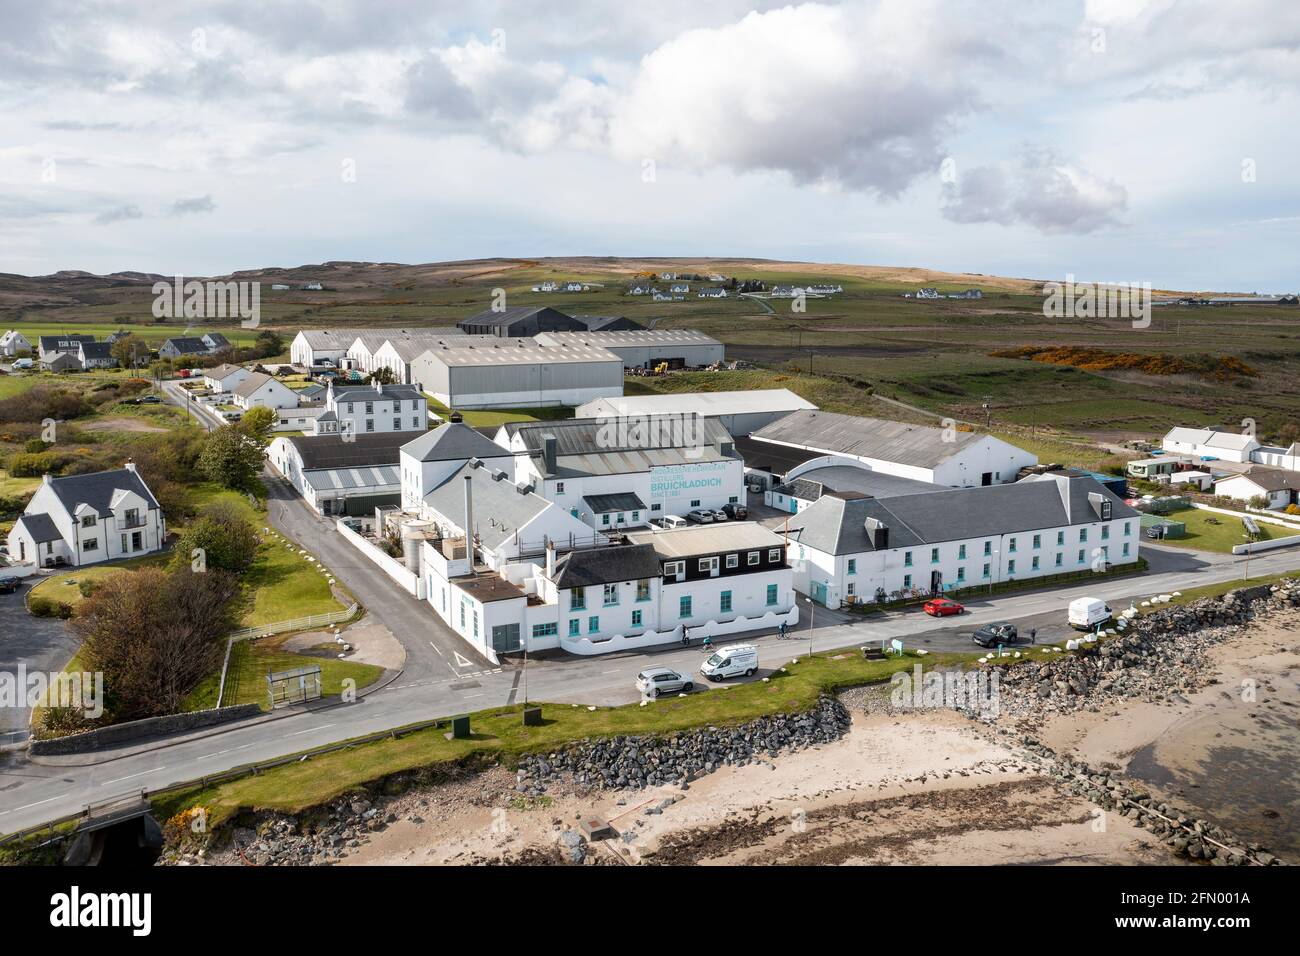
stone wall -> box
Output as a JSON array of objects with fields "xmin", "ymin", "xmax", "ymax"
[{"xmin": 29, "ymin": 704, "xmax": 262, "ymax": 756}]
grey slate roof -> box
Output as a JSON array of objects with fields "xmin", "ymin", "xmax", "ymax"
[
  {"xmin": 330, "ymin": 383, "xmax": 423, "ymax": 404},
  {"xmin": 789, "ymin": 465, "xmax": 945, "ymax": 499},
  {"xmin": 78, "ymin": 342, "xmax": 114, "ymax": 362},
  {"xmin": 458, "ymin": 305, "xmax": 585, "ymax": 332},
  {"xmin": 38, "ymin": 334, "xmax": 94, "ymax": 353},
  {"xmin": 1228, "ymin": 465, "xmax": 1300, "ymax": 493},
  {"xmin": 287, "ymin": 432, "xmax": 410, "ymax": 469},
  {"xmin": 423, "ymin": 460, "xmax": 550, "ymax": 550},
  {"xmin": 552, "ymin": 543, "xmax": 661, "ymax": 589},
  {"xmin": 232, "ymin": 371, "xmax": 277, "ymax": 398},
  {"xmin": 783, "ymin": 475, "xmax": 1138, "ymax": 556},
  {"xmin": 752, "ymin": 410, "xmax": 981, "ymax": 469},
  {"xmin": 400, "ymin": 422, "xmax": 508, "ymax": 463},
  {"xmin": 46, "ymin": 467, "xmax": 160, "ymax": 514},
  {"xmin": 583, "ymin": 492, "xmax": 647, "ymax": 514},
  {"xmin": 163, "ymin": 336, "xmax": 209, "ymax": 354},
  {"xmin": 14, "ymin": 512, "xmax": 61, "ymax": 543}
]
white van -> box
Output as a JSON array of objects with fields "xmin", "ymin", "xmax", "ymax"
[
  {"xmin": 11, "ymin": 358, "xmax": 33, "ymax": 370},
  {"xmin": 700, "ymin": 643, "xmax": 759, "ymax": 681},
  {"xmin": 659, "ymin": 515, "xmax": 688, "ymax": 530},
  {"xmin": 1068, "ymin": 597, "xmax": 1112, "ymax": 631}
]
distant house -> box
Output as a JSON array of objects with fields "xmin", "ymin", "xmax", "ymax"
[
  {"xmin": 231, "ymin": 371, "xmax": 301, "ymax": 411},
  {"xmin": 0, "ymin": 330, "xmax": 32, "ymax": 357},
  {"xmin": 659, "ymin": 272, "xmax": 677, "ymax": 281},
  {"xmin": 105, "ymin": 329, "xmax": 133, "ymax": 344},
  {"xmin": 769, "ymin": 285, "xmax": 800, "ymax": 298},
  {"xmin": 806, "ymin": 284, "xmax": 843, "ymax": 295},
  {"xmin": 532, "ymin": 280, "xmax": 559, "ymax": 292},
  {"xmin": 38, "ymin": 335, "xmax": 95, "ymax": 367},
  {"xmin": 77, "ymin": 341, "xmax": 117, "ymax": 370},
  {"xmin": 697, "ymin": 287, "xmax": 728, "ymax": 299},
  {"xmin": 159, "ymin": 337, "xmax": 210, "ymax": 360},
  {"xmin": 201, "ymin": 332, "xmax": 232, "ymax": 352},
  {"xmin": 652, "ymin": 290, "xmax": 683, "ymax": 302},
  {"xmin": 915, "ymin": 288, "xmax": 941, "ymax": 299},
  {"xmin": 627, "ymin": 284, "xmax": 655, "ymax": 296},
  {"xmin": 271, "ymin": 283, "xmax": 290, "ymax": 291},
  {"xmin": 300, "ymin": 282, "xmax": 323, "ymax": 291},
  {"xmin": 562, "ymin": 281, "xmax": 587, "ymax": 292},
  {"xmin": 203, "ymin": 363, "xmax": 253, "ymax": 393},
  {"xmin": 6, "ymin": 464, "xmax": 165, "ymax": 568},
  {"xmin": 1214, "ymin": 467, "xmax": 1300, "ymax": 510},
  {"xmin": 669, "ymin": 282, "xmax": 690, "ymax": 294},
  {"xmin": 946, "ymin": 288, "xmax": 982, "ymax": 299}
]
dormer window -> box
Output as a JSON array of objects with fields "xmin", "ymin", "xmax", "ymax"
[{"xmin": 80, "ymin": 515, "xmax": 96, "ymax": 528}]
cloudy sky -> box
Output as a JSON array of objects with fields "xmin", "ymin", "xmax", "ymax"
[{"xmin": 1, "ymin": 0, "xmax": 1297, "ymax": 289}]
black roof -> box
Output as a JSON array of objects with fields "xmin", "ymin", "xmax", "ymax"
[
  {"xmin": 573, "ymin": 315, "xmax": 645, "ymax": 332},
  {"xmin": 552, "ymin": 543, "xmax": 661, "ymax": 589},
  {"xmin": 732, "ymin": 434, "xmax": 821, "ymax": 476},
  {"xmin": 46, "ymin": 467, "xmax": 160, "ymax": 514},
  {"xmin": 457, "ymin": 306, "xmax": 586, "ymax": 333},
  {"xmin": 79, "ymin": 342, "xmax": 114, "ymax": 360},
  {"xmin": 287, "ymin": 432, "xmax": 411, "ymax": 469},
  {"xmin": 163, "ymin": 337, "xmax": 208, "ymax": 353},
  {"xmin": 38, "ymin": 334, "xmax": 95, "ymax": 351},
  {"xmin": 583, "ymin": 492, "xmax": 647, "ymax": 513},
  {"xmin": 15, "ymin": 512, "xmax": 61, "ymax": 543}
]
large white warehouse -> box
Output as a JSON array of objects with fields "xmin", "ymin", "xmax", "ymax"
[{"xmin": 410, "ymin": 341, "xmax": 624, "ymax": 409}]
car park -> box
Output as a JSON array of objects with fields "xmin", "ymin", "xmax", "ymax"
[
  {"xmin": 635, "ymin": 667, "xmax": 694, "ymax": 698},
  {"xmin": 708, "ymin": 510, "xmax": 729, "ymax": 521},
  {"xmin": 686, "ymin": 509, "xmax": 714, "ymax": 524},
  {"xmin": 923, "ymin": 598, "xmax": 964, "ymax": 617}
]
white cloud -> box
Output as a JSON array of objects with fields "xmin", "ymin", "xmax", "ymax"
[{"xmin": 940, "ymin": 147, "xmax": 1128, "ymax": 234}]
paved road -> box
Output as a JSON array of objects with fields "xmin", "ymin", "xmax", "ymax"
[{"xmin": 0, "ymin": 584, "xmax": 79, "ymax": 745}]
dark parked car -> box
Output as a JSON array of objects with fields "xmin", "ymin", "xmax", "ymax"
[
  {"xmin": 138, "ymin": 394, "xmax": 161, "ymax": 404},
  {"xmin": 723, "ymin": 503, "xmax": 748, "ymax": 519},
  {"xmin": 972, "ymin": 621, "xmax": 1018, "ymax": 648},
  {"xmin": 0, "ymin": 577, "xmax": 21, "ymax": 594}
]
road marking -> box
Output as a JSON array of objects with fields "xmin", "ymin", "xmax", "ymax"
[
  {"xmin": 102, "ymin": 768, "xmax": 162, "ymax": 786},
  {"xmin": 287, "ymin": 724, "xmax": 332, "ymax": 737},
  {"xmin": 452, "ymin": 651, "xmax": 474, "ymax": 668},
  {"xmin": 463, "ymin": 693, "xmax": 484, "ymax": 699},
  {"xmin": 428, "ymin": 642, "xmax": 443, "ymax": 656},
  {"xmin": 1, "ymin": 794, "xmax": 67, "ymax": 815},
  {"xmin": 602, "ymin": 668, "xmax": 621, "ymax": 674}
]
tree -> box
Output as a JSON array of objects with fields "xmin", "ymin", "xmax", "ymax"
[
  {"xmin": 253, "ymin": 330, "xmax": 283, "ymax": 358},
  {"xmin": 110, "ymin": 333, "xmax": 149, "ymax": 369},
  {"xmin": 236, "ymin": 405, "xmax": 276, "ymax": 445},
  {"xmin": 197, "ymin": 424, "xmax": 265, "ymax": 491},
  {"xmin": 73, "ymin": 567, "xmax": 241, "ymax": 719},
  {"xmin": 367, "ymin": 366, "xmax": 395, "ymax": 385},
  {"xmin": 174, "ymin": 501, "xmax": 260, "ymax": 574}
]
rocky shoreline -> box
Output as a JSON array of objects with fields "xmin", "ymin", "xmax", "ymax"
[{"xmin": 161, "ymin": 578, "xmax": 1299, "ymax": 866}]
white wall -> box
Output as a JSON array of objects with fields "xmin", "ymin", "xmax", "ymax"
[{"xmin": 790, "ymin": 515, "xmax": 1141, "ymax": 607}]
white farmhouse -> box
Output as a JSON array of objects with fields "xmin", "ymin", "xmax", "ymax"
[
  {"xmin": 231, "ymin": 371, "xmax": 301, "ymax": 411},
  {"xmin": 1214, "ymin": 467, "xmax": 1300, "ymax": 510},
  {"xmin": 1, "ymin": 330, "xmax": 32, "ymax": 357},
  {"xmin": 313, "ymin": 381, "xmax": 428, "ymax": 437},
  {"xmin": 6, "ymin": 464, "xmax": 165, "ymax": 568},
  {"xmin": 1162, "ymin": 426, "xmax": 1260, "ymax": 464}
]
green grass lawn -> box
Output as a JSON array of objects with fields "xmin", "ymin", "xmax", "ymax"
[
  {"xmin": 1155, "ymin": 507, "xmax": 1280, "ymax": 554},
  {"xmin": 0, "ymin": 470, "xmax": 42, "ymax": 498},
  {"xmin": 153, "ymin": 647, "xmax": 962, "ymax": 827},
  {"xmin": 184, "ymin": 639, "xmax": 383, "ymax": 711},
  {"xmin": 0, "ymin": 373, "xmax": 41, "ymax": 400},
  {"xmin": 424, "ymin": 395, "xmax": 574, "ymax": 429}
]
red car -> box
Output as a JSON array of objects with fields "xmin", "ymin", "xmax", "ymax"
[{"xmin": 923, "ymin": 598, "xmax": 965, "ymax": 617}]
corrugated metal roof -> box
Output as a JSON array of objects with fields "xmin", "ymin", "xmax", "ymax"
[
  {"xmin": 581, "ymin": 388, "xmax": 814, "ymax": 418},
  {"xmin": 303, "ymin": 464, "xmax": 400, "ymax": 491},
  {"xmin": 752, "ymin": 410, "xmax": 979, "ymax": 469}
]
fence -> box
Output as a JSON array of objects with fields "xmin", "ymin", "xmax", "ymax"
[
  {"xmin": 335, "ymin": 520, "xmax": 423, "ymax": 598},
  {"xmin": 216, "ymin": 604, "xmax": 358, "ymax": 707}
]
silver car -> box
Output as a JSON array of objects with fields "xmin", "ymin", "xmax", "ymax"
[{"xmin": 635, "ymin": 667, "xmax": 694, "ymax": 698}]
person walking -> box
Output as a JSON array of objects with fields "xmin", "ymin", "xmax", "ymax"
[
  {"xmin": 681, "ymin": 624, "xmax": 690, "ymax": 647},
  {"xmin": 779, "ymin": 621, "xmax": 788, "ymax": 640},
  {"xmin": 1029, "ymin": 627, "xmax": 1037, "ymax": 644}
]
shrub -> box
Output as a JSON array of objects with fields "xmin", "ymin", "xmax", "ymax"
[{"xmin": 28, "ymin": 596, "xmax": 73, "ymax": 619}]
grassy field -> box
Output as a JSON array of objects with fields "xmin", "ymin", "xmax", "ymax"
[
  {"xmin": 154, "ymin": 647, "xmax": 960, "ymax": 827},
  {"xmin": 1154, "ymin": 507, "xmax": 1282, "ymax": 554},
  {"xmin": 424, "ymin": 395, "xmax": 574, "ymax": 429},
  {"xmin": 184, "ymin": 639, "xmax": 383, "ymax": 711}
]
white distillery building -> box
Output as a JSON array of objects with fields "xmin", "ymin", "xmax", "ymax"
[
  {"xmin": 750, "ymin": 409, "xmax": 1037, "ymax": 488},
  {"xmin": 410, "ymin": 341, "xmax": 623, "ymax": 409},
  {"xmin": 494, "ymin": 414, "xmax": 747, "ymax": 529},
  {"xmin": 6, "ymin": 465, "xmax": 165, "ymax": 568},
  {"xmin": 782, "ymin": 472, "xmax": 1140, "ymax": 607},
  {"xmin": 290, "ymin": 329, "xmax": 366, "ymax": 367},
  {"xmin": 576, "ymin": 388, "xmax": 815, "ymax": 437},
  {"xmin": 534, "ymin": 329, "xmax": 724, "ymax": 369},
  {"xmin": 268, "ymin": 432, "xmax": 408, "ymax": 516}
]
